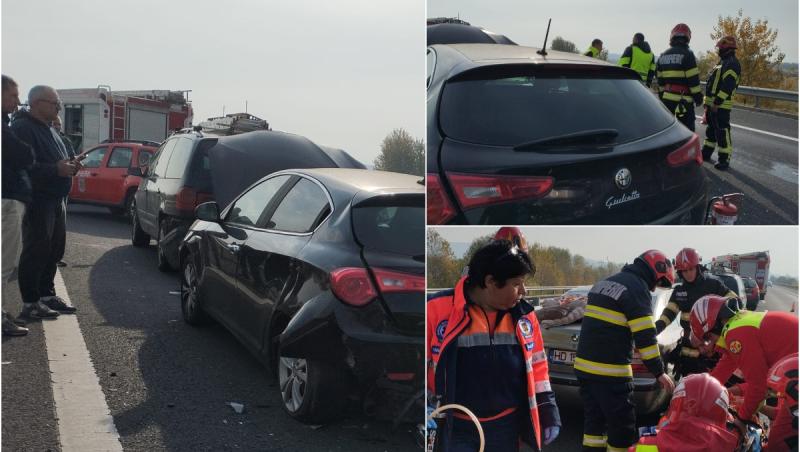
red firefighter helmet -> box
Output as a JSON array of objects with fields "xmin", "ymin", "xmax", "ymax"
[
  {"xmin": 666, "ymin": 373, "xmax": 731, "ymax": 426},
  {"xmin": 674, "ymin": 248, "xmax": 701, "ymax": 271},
  {"xmin": 494, "ymin": 227, "xmax": 528, "ymax": 250},
  {"xmin": 767, "ymin": 352, "xmax": 798, "ymax": 405},
  {"xmin": 636, "ymin": 250, "xmax": 675, "ymax": 288},
  {"xmin": 689, "ymin": 295, "xmax": 740, "ymax": 347},
  {"xmin": 716, "ymin": 36, "xmax": 738, "ymax": 50},
  {"xmin": 670, "ymin": 23, "xmax": 692, "ymax": 42}
]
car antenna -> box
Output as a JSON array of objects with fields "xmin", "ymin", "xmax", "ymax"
[{"xmin": 536, "ymin": 18, "xmax": 552, "ymax": 56}]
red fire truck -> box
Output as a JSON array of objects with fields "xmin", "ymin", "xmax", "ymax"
[
  {"xmin": 711, "ymin": 251, "xmax": 770, "ymax": 300},
  {"xmin": 57, "ymin": 87, "xmax": 193, "ymax": 152}
]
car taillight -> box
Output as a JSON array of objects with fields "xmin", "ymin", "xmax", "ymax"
[
  {"xmin": 371, "ymin": 268, "xmax": 425, "ymax": 294},
  {"xmin": 446, "ymin": 172, "xmax": 554, "ymax": 210},
  {"xmin": 330, "ymin": 267, "xmax": 423, "ymax": 307},
  {"xmin": 666, "ymin": 133, "xmax": 701, "ymax": 167},
  {"xmin": 176, "ymin": 186, "xmax": 213, "ymax": 212},
  {"xmin": 426, "ymin": 173, "xmax": 457, "ymax": 224},
  {"xmin": 330, "ymin": 268, "xmax": 378, "ymax": 307}
]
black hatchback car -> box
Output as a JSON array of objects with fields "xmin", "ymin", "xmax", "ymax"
[
  {"xmin": 180, "ymin": 168, "xmax": 424, "ymax": 423},
  {"xmin": 131, "ymin": 130, "xmax": 363, "ymax": 271},
  {"xmin": 426, "ymin": 44, "xmax": 708, "ymax": 225}
]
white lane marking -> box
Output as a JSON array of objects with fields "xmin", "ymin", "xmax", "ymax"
[
  {"xmin": 695, "ymin": 116, "xmax": 798, "ymax": 142},
  {"xmin": 45, "ymin": 270, "xmax": 123, "ymax": 452}
]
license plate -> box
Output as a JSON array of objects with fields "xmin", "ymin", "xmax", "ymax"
[{"xmin": 549, "ymin": 348, "xmax": 576, "ymax": 365}]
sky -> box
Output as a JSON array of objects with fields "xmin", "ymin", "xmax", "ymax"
[
  {"xmin": 431, "ymin": 226, "xmax": 799, "ymax": 276},
  {"xmin": 1, "ymin": 0, "xmax": 425, "ymax": 166},
  {"xmin": 428, "ymin": 0, "xmax": 799, "ymax": 62}
]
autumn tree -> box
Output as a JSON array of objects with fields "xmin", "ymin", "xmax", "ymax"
[
  {"xmin": 426, "ymin": 229, "xmax": 462, "ymax": 289},
  {"xmin": 551, "ymin": 36, "xmax": 578, "ymax": 53},
  {"xmin": 373, "ymin": 128, "xmax": 424, "ymax": 176},
  {"xmin": 710, "ymin": 9, "xmax": 785, "ymax": 88}
]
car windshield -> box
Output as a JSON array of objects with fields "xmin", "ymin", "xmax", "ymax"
[
  {"xmin": 352, "ymin": 205, "xmax": 424, "ymax": 257},
  {"xmin": 439, "ymin": 67, "xmax": 675, "ymax": 147},
  {"xmin": 716, "ymin": 274, "xmax": 739, "ymax": 293},
  {"xmin": 743, "ymin": 279, "xmax": 755, "ymax": 288}
]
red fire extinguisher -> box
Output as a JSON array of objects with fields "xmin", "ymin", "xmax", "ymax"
[{"xmin": 705, "ymin": 193, "xmax": 744, "ymax": 225}]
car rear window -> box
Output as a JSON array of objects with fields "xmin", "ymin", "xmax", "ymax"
[
  {"xmin": 439, "ymin": 67, "xmax": 675, "ymax": 147},
  {"xmin": 352, "ymin": 204, "xmax": 424, "ymax": 256},
  {"xmin": 165, "ymin": 138, "xmax": 194, "ymax": 179}
]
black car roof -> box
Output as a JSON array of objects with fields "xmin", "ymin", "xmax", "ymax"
[{"xmin": 427, "ymin": 23, "xmax": 517, "ymax": 45}]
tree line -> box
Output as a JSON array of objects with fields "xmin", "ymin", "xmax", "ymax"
[{"xmin": 427, "ymin": 230, "xmax": 623, "ymax": 289}]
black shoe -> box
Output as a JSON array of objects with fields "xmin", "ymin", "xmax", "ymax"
[
  {"xmin": 12, "ymin": 317, "xmax": 26, "ymax": 326},
  {"xmin": 2, "ymin": 316, "xmax": 28, "ymax": 336},
  {"xmin": 19, "ymin": 301, "xmax": 60, "ymax": 319},
  {"xmin": 41, "ymin": 296, "xmax": 77, "ymax": 314},
  {"xmin": 714, "ymin": 160, "xmax": 730, "ymax": 170},
  {"xmin": 57, "ymin": 261, "xmax": 67, "ymax": 267}
]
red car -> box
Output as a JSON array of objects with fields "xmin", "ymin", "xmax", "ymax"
[{"xmin": 69, "ymin": 140, "xmax": 158, "ymax": 215}]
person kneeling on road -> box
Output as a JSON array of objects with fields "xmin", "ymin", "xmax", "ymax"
[
  {"xmin": 576, "ymin": 250, "xmax": 675, "ymax": 452},
  {"xmin": 630, "ymin": 373, "xmax": 740, "ymax": 452},
  {"xmin": 427, "ymin": 239, "xmax": 561, "ymax": 451},
  {"xmin": 689, "ymin": 295, "xmax": 798, "ymax": 447}
]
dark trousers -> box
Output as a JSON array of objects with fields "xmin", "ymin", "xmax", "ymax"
[
  {"xmin": 18, "ymin": 198, "xmax": 66, "ymax": 304},
  {"xmin": 702, "ymin": 108, "xmax": 732, "ymax": 162},
  {"xmin": 445, "ymin": 411, "xmax": 525, "ymax": 452},
  {"xmin": 578, "ymin": 379, "xmax": 637, "ymax": 451},
  {"xmin": 661, "ymin": 98, "xmax": 696, "ymax": 131}
]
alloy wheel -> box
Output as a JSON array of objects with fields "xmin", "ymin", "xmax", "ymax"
[{"xmin": 278, "ymin": 356, "xmax": 307, "ymax": 413}]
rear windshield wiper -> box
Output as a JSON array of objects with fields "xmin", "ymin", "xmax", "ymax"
[{"xmin": 513, "ymin": 129, "xmax": 619, "ymax": 151}]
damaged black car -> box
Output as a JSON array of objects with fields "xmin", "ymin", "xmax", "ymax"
[{"xmin": 179, "ymin": 168, "xmax": 425, "ymax": 424}]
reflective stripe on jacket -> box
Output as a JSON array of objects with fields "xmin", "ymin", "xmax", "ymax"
[
  {"xmin": 710, "ymin": 311, "xmax": 798, "ymax": 420},
  {"xmin": 427, "ymin": 276, "xmax": 558, "ymax": 450},
  {"xmin": 704, "ymin": 55, "xmax": 741, "ymax": 110}
]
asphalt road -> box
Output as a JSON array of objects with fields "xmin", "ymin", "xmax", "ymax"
[
  {"xmin": 2, "ymin": 204, "xmax": 419, "ymax": 452},
  {"xmin": 761, "ymin": 283, "xmax": 798, "ymax": 313},
  {"xmin": 696, "ymin": 108, "xmax": 798, "ymax": 225}
]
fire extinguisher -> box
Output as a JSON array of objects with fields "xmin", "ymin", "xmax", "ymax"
[{"xmin": 704, "ymin": 193, "xmax": 744, "ymax": 225}]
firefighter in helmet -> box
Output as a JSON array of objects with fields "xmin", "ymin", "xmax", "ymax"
[
  {"xmin": 654, "ymin": 248, "xmax": 736, "ymax": 376},
  {"xmin": 656, "ymin": 24, "xmax": 704, "ymax": 132},
  {"xmin": 701, "ymin": 36, "xmax": 741, "ymax": 170},
  {"xmin": 576, "ymin": 250, "xmax": 675, "ymax": 451},
  {"xmin": 689, "ymin": 295, "xmax": 798, "ymax": 437},
  {"xmin": 764, "ymin": 353, "xmax": 798, "ymax": 452},
  {"xmin": 629, "ymin": 373, "xmax": 740, "ymax": 451}
]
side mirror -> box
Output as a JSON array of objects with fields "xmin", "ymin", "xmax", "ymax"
[
  {"xmin": 127, "ymin": 166, "xmax": 144, "ymax": 177},
  {"xmin": 195, "ymin": 201, "xmax": 220, "ymax": 222}
]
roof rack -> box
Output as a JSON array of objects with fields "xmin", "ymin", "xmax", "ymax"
[
  {"xmin": 198, "ymin": 113, "xmax": 270, "ymax": 136},
  {"xmin": 99, "ymin": 139, "xmax": 161, "ymax": 147},
  {"xmin": 427, "ymin": 17, "xmax": 471, "ymax": 26}
]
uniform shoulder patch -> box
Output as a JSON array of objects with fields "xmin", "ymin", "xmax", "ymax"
[
  {"xmin": 729, "ymin": 340, "xmax": 742, "ymax": 354},
  {"xmin": 518, "ymin": 318, "xmax": 533, "ymax": 338}
]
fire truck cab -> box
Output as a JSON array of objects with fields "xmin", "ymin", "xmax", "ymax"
[{"xmin": 711, "ymin": 251, "xmax": 770, "ymax": 300}]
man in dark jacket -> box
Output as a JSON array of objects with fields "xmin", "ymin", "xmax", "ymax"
[
  {"xmin": 576, "ymin": 250, "xmax": 676, "ymax": 451},
  {"xmin": 701, "ymin": 36, "xmax": 742, "ymax": 170},
  {"xmin": 11, "ymin": 85, "xmax": 80, "ymax": 319},
  {"xmin": 2, "ymin": 75, "xmax": 34, "ymax": 336},
  {"xmin": 656, "ymin": 24, "xmax": 704, "ymax": 132},
  {"xmin": 619, "ymin": 33, "xmax": 656, "ymax": 87}
]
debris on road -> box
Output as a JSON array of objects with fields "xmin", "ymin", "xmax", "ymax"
[{"xmin": 228, "ymin": 402, "xmax": 245, "ymax": 414}]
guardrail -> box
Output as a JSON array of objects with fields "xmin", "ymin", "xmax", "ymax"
[{"xmin": 699, "ymin": 82, "xmax": 798, "ymax": 107}]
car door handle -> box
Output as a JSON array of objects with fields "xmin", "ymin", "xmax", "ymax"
[{"xmin": 227, "ymin": 244, "xmax": 240, "ymax": 253}]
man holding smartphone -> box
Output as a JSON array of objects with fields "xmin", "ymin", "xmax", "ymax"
[{"xmin": 11, "ymin": 85, "xmax": 81, "ymax": 319}]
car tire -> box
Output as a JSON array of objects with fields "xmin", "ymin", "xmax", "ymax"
[
  {"xmin": 157, "ymin": 218, "xmax": 174, "ymax": 272},
  {"xmin": 131, "ymin": 200, "xmax": 150, "ymax": 247},
  {"xmin": 181, "ymin": 255, "xmax": 212, "ymax": 326},
  {"xmin": 277, "ymin": 354, "xmax": 346, "ymax": 424}
]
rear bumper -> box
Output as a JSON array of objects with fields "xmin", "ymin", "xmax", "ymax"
[
  {"xmin": 280, "ymin": 294, "xmax": 423, "ymax": 388},
  {"xmin": 549, "ymin": 371, "xmax": 670, "ymax": 414},
  {"xmin": 648, "ymin": 175, "xmax": 708, "ymax": 225}
]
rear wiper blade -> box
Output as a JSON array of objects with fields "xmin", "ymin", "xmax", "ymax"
[{"xmin": 513, "ymin": 129, "xmax": 619, "ymax": 151}]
